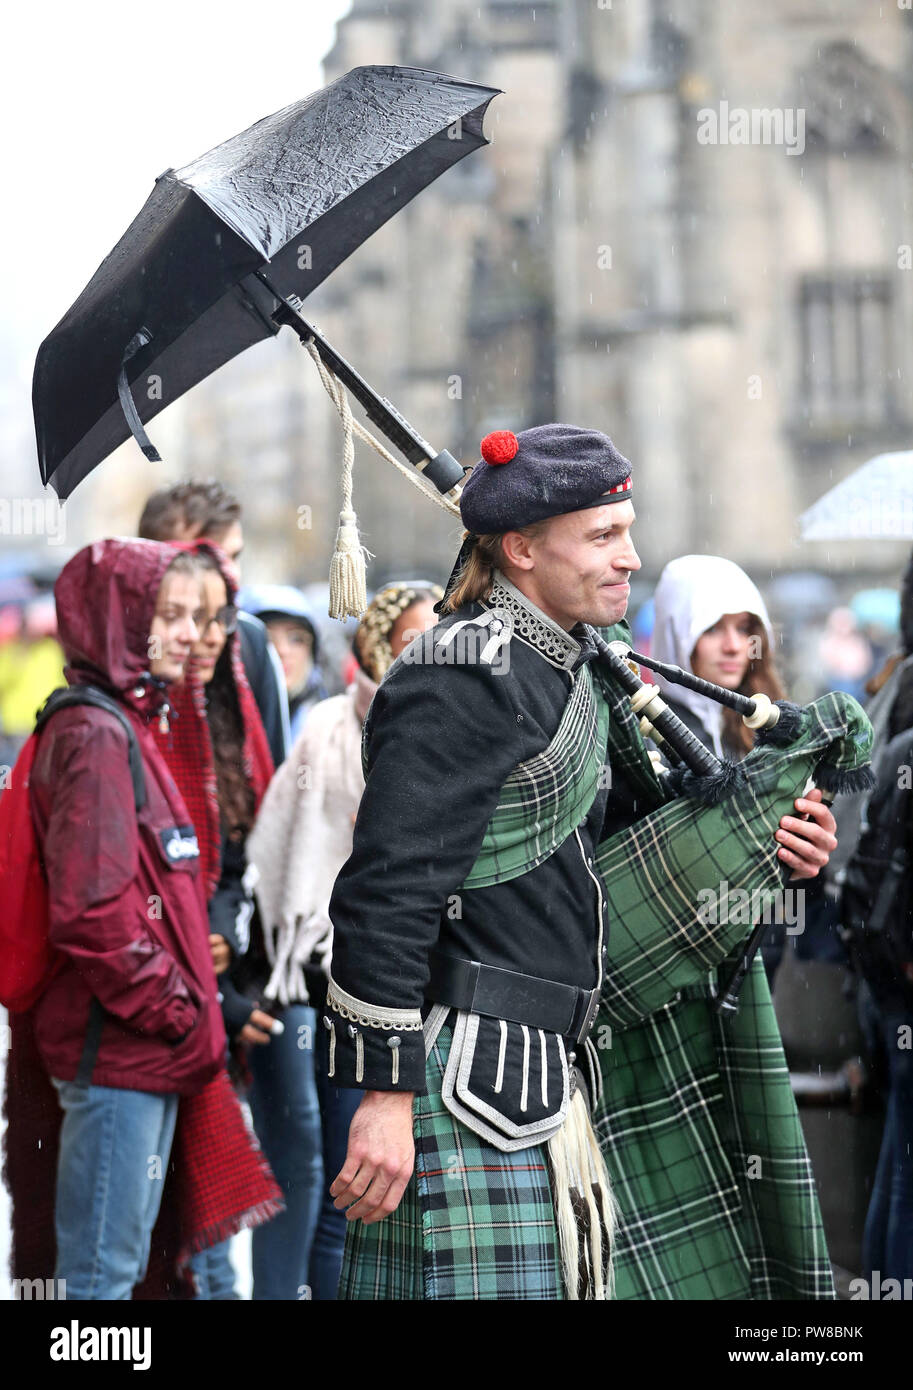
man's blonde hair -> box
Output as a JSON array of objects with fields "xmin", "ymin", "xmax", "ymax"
[{"xmin": 440, "ymin": 521, "xmax": 549, "ymax": 614}]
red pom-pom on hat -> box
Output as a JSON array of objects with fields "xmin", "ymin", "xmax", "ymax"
[{"xmin": 480, "ymin": 430, "xmax": 519, "ymax": 465}]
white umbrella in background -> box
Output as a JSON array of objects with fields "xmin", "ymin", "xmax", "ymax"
[{"xmin": 799, "ymin": 451, "xmax": 913, "ymax": 540}]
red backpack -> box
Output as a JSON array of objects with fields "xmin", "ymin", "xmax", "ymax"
[{"xmin": 0, "ymin": 686, "xmax": 145, "ymax": 1013}]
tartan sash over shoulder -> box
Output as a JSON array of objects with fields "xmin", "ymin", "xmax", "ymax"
[
  {"xmin": 461, "ymin": 662, "xmax": 610, "ymax": 889},
  {"xmin": 460, "ymin": 619, "xmax": 661, "ymax": 891}
]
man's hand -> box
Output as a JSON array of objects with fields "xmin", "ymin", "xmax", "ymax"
[
  {"xmin": 239, "ymin": 1008, "xmax": 278, "ymax": 1046},
  {"xmin": 330, "ymin": 1090, "xmax": 415, "ymax": 1225},
  {"xmin": 775, "ymin": 788, "xmax": 838, "ymax": 881},
  {"xmin": 209, "ymin": 933, "xmax": 231, "ymax": 973}
]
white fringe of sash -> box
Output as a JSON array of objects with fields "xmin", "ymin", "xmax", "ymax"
[{"xmin": 547, "ymin": 1088, "xmax": 618, "ymax": 1301}]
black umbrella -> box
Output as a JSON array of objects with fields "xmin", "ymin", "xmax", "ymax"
[{"xmin": 33, "ymin": 65, "xmax": 500, "ymax": 500}]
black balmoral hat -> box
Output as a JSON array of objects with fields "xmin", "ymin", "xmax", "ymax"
[{"xmin": 459, "ymin": 423, "xmax": 633, "ymax": 535}]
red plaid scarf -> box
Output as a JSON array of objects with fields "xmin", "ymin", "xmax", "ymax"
[
  {"xmin": 151, "ymin": 546, "xmax": 274, "ymax": 900},
  {"xmin": 5, "ymin": 1011, "xmax": 282, "ymax": 1300}
]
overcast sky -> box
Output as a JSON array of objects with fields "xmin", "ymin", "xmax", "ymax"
[{"xmin": 0, "ymin": 0, "xmax": 351, "ymax": 478}]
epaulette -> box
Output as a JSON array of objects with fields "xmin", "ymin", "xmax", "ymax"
[{"xmin": 433, "ymin": 606, "xmax": 514, "ymax": 667}]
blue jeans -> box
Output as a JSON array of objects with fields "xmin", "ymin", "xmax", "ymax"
[
  {"xmin": 190, "ymin": 1238, "xmax": 239, "ymax": 1299},
  {"xmin": 309, "ymin": 1029, "xmax": 362, "ymax": 1300},
  {"xmin": 247, "ymin": 1003, "xmax": 324, "ymax": 1300},
  {"xmin": 51, "ymin": 1079, "xmax": 178, "ymax": 1300},
  {"xmin": 859, "ymin": 985, "xmax": 913, "ymax": 1283}
]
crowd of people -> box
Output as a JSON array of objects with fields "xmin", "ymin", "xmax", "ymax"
[
  {"xmin": 1, "ymin": 464, "xmax": 911, "ymax": 1300},
  {"xmin": 1, "ymin": 481, "xmax": 448, "ymax": 1299}
]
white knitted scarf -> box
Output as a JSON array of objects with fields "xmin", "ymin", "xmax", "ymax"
[{"xmin": 245, "ymin": 667, "xmax": 376, "ymax": 1004}]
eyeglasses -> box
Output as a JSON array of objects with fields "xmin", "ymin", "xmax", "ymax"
[{"xmin": 198, "ymin": 604, "xmax": 238, "ymax": 636}]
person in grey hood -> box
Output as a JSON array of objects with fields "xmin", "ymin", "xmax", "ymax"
[
  {"xmin": 650, "ymin": 554, "xmax": 831, "ymax": 983},
  {"xmin": 650, "ymin": 554, "xmax": 786, "ymax": 763},
  {"xmin": 238, "ymin": 584, "xmax": 329, "ymax": 742}
]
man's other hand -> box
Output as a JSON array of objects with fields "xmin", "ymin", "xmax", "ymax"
[
  {"xmin": 330, "ymin": 1089, "xmax": 415, "ymax": 1224},
  {"xmin": 775, "ymin": 788, "xmax": 838, "ymax": 881}
]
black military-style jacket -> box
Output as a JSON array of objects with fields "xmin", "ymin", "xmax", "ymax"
[{"xmin": 325, "ymin": 573, "xmax": 627, "ymax": 1146}]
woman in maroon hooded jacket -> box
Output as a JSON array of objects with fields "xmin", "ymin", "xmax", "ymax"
[
  {"xmin": 27, "ymin": 537, "xmax": 226, "ymax": 1299},
  {"xmin": 148, "ymin": 538, "xmax": 277, "ymax": 1298}
]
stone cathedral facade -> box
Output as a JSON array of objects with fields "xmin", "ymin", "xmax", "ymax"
[
  {"xmin": 124, "ymin": 1, "xmax": 912, "ymax": 592},
  {"xmin": 311, "ymin": 0, "xmax": 913, "ymax": 587}
]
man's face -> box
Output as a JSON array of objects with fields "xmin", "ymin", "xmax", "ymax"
[
  {"xmin": 501, "ymin": 499, "xmax": 640, "ymax": 630},
  {"xmin": 181, "ymin": 520, "xmax": 244, "ymax": 587},
  {"xmin": 212, "ymin": 520, "xmax": 243, "ymax": 566}
]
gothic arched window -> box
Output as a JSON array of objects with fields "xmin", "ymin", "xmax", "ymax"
[{"xmin": 798, "ymin": 41, "xmax": 892, "ymax": 153}]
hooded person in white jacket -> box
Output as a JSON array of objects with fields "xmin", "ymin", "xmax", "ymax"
[
  {"xmin": 650, "ymin": 554, "xmax": 785, "ymax": 762},
  {"xmin": 649, "ymin": 554, "xmax": 815, "ymax": 985}
]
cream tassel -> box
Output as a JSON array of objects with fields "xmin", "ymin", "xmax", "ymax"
[
  {"xmin": 302, "ymin": 340, "xmax": 373, "ymax": 620},
  {"xmin": 547, "ymin": 1088, "xmax": 618, "ymax": 1301},
  {"xmin": 304, "ymin": 338, "xmax": 463, "ymax": 521},
  {"xmin": 302, "ymin": 335, "xmax": 471, "ymax": 620},
  {"xmin": 329, "ymin": 506, "xmax": 370, "ymax": 622}
]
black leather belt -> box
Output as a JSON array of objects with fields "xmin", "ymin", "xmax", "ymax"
[{"xmin": 426, "ymin": 950, "xmax": 600, "ymax": 1045}]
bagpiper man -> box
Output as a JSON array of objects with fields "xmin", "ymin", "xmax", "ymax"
[{"xmin": 323, "ymin": 423, "xmax": 839, "ymax": 1301}]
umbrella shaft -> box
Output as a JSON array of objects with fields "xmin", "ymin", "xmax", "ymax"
[{"xmin": 263, "ymin": 277, "xmax": 464, "ymax": 496}]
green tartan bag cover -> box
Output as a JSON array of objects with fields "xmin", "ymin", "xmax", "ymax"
[
  {"xmin": 592, "ymin": 687, "xmax": 871, "ymax": 1303},
  {"xmin": 597, "ymin": 688, "xmax": 874, "ymax": 1029}
]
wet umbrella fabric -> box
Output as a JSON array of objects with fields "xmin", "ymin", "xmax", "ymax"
[{"xmin": 33, "ymin": 66, "xmax": 499, "ymax": 499}]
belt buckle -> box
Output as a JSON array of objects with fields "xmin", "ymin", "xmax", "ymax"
[{"xmin": 575, "ymin": 986, "xmax": 600, "ymax": 1044}]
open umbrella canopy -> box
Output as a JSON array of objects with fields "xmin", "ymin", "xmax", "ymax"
[
  {"xmin": 33, "ymin": 65, "xmax": 500, "ymax": 499},
  {"xmin": 799, "ymin": 450, "xmax": 913, "ymax": 541}
]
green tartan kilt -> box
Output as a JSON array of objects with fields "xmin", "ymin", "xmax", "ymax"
[
  {"xmin": 339, "ymin": 1019, "xmax": 564, "ymax": 1300},
  {"xmin": 597, "ymin": 957, "xmax": 835, "ymax": 1301}
]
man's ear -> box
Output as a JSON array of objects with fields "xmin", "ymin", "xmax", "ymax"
[{"xmin": 500, "ymin": 530, "xmax": 535, "ymax": 571}]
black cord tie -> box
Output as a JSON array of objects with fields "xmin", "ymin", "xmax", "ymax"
[{"xmin": 117, "ymin": 328, "xmax": 162, "ymax": 463}]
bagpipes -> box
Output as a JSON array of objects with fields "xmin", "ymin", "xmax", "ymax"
[{"xmin": 589, "ymin": 632, "xmax": 875, "ymax": 1018}]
